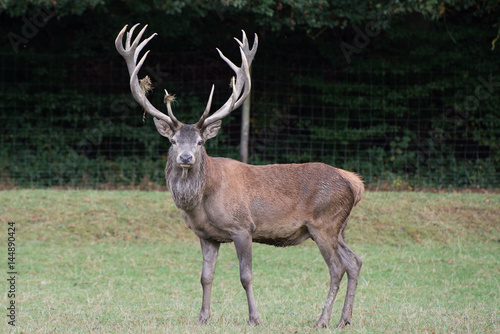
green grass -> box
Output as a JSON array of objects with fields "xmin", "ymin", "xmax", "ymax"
[{"xmin": 0, "ymin": 190, "xmax": 499, "ymax": 333}]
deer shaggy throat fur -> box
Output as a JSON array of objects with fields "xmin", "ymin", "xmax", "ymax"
[
  {"xmin": 116, "ymin": 23, "xmax": 365, "ymax": 329},
  {"xmin": 166, "ymin": 147, "xmax": 206, "ymax": 211}
]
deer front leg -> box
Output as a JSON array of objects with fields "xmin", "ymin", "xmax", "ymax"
[
  {"xmin": 233, "ymin": 233, "xmax": 259, "ymax": 326},
  {"xmin": 198, "ymin": 238, "xmax": 220, "ymax": 324}
]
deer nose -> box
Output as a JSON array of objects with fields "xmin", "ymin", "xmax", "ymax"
[{"xmin": 180, "ymin": 154, "xmax": 193, "ymax": 164}]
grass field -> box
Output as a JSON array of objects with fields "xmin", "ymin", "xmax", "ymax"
[{"xmin": 0, "ymin": 189, "xmax": 499, "ymax": 333}]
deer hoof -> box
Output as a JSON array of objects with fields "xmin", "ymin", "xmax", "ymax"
[
  {"xmin": 197, "ymin": 315, "xmax": 209, "ymax": 325},
  {"xmin": 336, "ymin": 319, "xmax": 351, "ymax": 329},
  {"xmin": 315, "ymin": 319, "xmax": 329, "ymax": 329},
  {"xmin": 248, "ymin": 317, "xmax": 259, "ymax": 327}
]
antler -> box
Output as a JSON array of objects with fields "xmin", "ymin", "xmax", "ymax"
[
  {"xmin": 196, "ymin": 31, "xmax": 258, "ymax": 129},
  {"xmin": 115, "ymin": 24, "xmax": 180, "ymax": 129}
]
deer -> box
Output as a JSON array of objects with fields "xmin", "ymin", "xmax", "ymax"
[{"xmin": 115, "ymin": 24, "xmax": 364, "ymax": 329}]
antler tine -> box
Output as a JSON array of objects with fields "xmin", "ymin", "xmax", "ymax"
[
  {"xmin": 164, "ymin": 89, "xmax": 180, "ymax": 124},
  {"xmin": 228, "ymin": 76, "xmax": 238, "ymax": 111},
  {"xmin": 131, "ymin": 25, "xmax": 151, "ymax": 60},
  {"xmin": 236, "ymin": 30, "xmax": 248, "ymax": 47},
  {"xmin": 115, "ymin": 25, "xmax": 128, "ymax": 53},
  {"xmin": 200, "ymin": 32, "xmax": 258, "ymax": 128},
  {"xmin": 235, "ymin": 30, "xmax": 258, "ymax": 65},
  {"xmin": 115, "ymin": 24, "xmax": 179, "ymax": 128},
  {"xmin": 130, "ymin": 49, "xmax": 151, "ymax": 82},
  {"xmin": 196, "ymin": 85, "xmax": 215, "ymax": 128},
  {"xmin": 216, "ymin": 47, "xmax": 239, "ymax": 73},
  {"xmin": 125, "ymin": 23, "xmax": 140, "ymax": 50}
]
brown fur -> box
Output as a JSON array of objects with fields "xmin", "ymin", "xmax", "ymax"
[
  {"xmin": 173, "ymin": 156, "xmax": 363, "ymax": 247},
  {"xmin": 165, "ymin": 137, "xmax": 364, "ymax": 328}
]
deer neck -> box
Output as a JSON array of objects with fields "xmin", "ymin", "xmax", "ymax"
[{"xmin": 166, "ymin": 149, "xmax": 208, "ymax": 211}]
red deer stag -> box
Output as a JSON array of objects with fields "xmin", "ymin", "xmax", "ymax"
[{"xmin": 115, "ymin": 24, "xmax": 364, "ymax": 329}]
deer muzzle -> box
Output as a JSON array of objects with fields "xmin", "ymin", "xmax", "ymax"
[{"xmin": 178, "ymin": 153, "xmax": 194, "ymax": 168}]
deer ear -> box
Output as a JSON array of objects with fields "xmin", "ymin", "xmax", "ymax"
[
  {"xmin": 202, "ymin": 120, "xmax": 222, "ymax": 140},
  {"xmin": 154, "ymin": 117, "xmax": 175, "ymax": 139}
]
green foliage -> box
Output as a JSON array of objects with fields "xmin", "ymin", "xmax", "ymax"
[
  {"xmin": 0, "ymin": 1, "xmax": 499, "ymax": 188},
  {"xmin": 252, "ymin": 13, "xmax": 500, "ymax": 188},
  {"xmin": 1, "ymin": 0, "xmax": 497, "ymax": 32},
  {"xmin": 0, "ymin": 0, "xmax": 106, "ymax": 17}
]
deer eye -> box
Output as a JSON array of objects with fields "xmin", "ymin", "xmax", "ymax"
[
  {"xmin": 170, "ymin": 139, "xmax": 176, "ymax": 145},
  {"xmin": 197, "ymin": 140, "xmax": 204, "ymax": 146}
]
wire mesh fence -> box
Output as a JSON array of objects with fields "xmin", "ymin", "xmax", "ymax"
[{"xmin": 1, "ymin": 49, "xmax": 499, "ymax": 189}]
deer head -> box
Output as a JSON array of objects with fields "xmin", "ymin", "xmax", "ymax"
[{"xmin": 115, "ymin": 24, "xmax": 258, "ymax": 177}]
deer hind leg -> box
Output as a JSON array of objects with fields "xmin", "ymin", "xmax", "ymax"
[
  {"xmin": 336, "ymin": 236, "xmax": 362, "ymax": 329},
  {"xmin": 312, "ymin": 232, "xmax": 346, "ymax": 328}
]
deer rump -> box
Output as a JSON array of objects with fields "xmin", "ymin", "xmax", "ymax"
[{"xmin": 169, "ymin": 158, "xmax": 364, "ymax": 248}]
